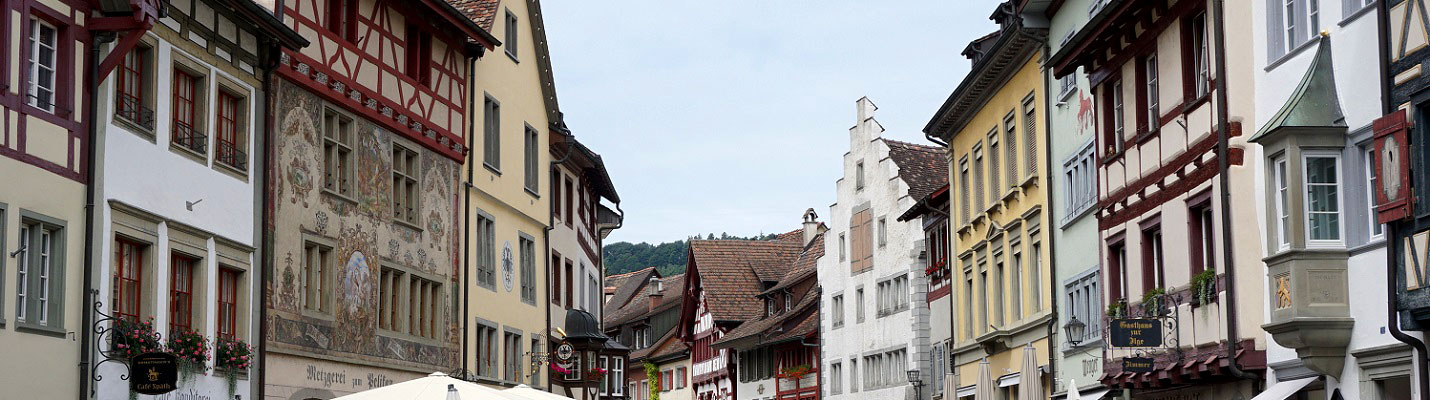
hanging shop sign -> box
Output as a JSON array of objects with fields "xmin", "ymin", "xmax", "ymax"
[
  {"xmin": 1122, "ymin": 357, "xmax": 1155, "ymax": 373},
  {"xmin": 555, "ymin": 342, "xmax": 576, "ymax": 363},
  {"xmin": 130, "ymin": 352, "xmax": 179, "ymax": 395},
  {"xmin": 1109, "ymin": 318, "xmax": 1162, "ymax": 348}
]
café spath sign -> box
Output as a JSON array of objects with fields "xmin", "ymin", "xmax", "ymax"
[
  {"xmin": 130, "ymin": 352, "xmax": 179, "ymax": 395},
  {"xmin": 1109, "ymin": 319, "xmax": 1162, "ymax": 348}
]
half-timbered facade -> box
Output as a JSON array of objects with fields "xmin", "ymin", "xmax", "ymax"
[
  {"xmin": 94, "ymin": 1, "xmax": 302, "ymax": 400},
  {"xmin": 604, "ymin": 269, "xmax": 685, "ymax": 400},
  {"xmin": 1049, "ymin": 0, "xmax": 1266, "ymax": 397},
  {"xmin": 0, "ymin": 0, "xmax": 93, "ymax": 399},
  {"xmin": 262, "ymin": 0, "xmax": 494, "ymax": 397}
]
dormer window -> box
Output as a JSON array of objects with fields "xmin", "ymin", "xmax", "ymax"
[
  {"xmin": 766, "ymin": 297, "xmax": 775, "ymax": 317},
  {"xmin": 784, "ymin": 293, "xmax": 793, "ymax": 312}
]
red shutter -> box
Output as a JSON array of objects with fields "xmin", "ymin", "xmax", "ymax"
[{"xmin": 1372, "ymin": 110, "xmax": 1414, "ymax": 223}]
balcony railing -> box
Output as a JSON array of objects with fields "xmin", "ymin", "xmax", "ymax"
[
  {"xmin": 216, "ymin": 140, "xmax": 247, "ymax": 171},
  {"xmin": 172, "ymin": 121, "xmax": 207, "ymax": 154},
  {"xmin": 116, "ymin": 94, "xmax": 155, "ymax": 131}
]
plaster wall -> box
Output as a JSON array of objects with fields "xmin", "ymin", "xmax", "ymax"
[{"xmin": 819, "ymin": 97, "xmax": 929, "ymax": 400}]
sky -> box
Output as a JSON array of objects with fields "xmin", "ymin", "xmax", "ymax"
[{"xmin": 541, "ymin": 1, "xmax": 1005, "ymax": 244}]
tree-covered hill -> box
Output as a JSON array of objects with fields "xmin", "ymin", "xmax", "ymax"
[{"xmin": 603, "ymin": 232, "xmax": 782, "ymax": 276}]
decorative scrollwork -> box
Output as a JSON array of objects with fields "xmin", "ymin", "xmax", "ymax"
[{"xmin": 90, "ymin": 289, "xmax": 164, "ymax": 391}]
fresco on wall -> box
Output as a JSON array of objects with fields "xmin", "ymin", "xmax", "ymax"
[{"xmin": 266, "ymin": 79, "xmax": 460, "ymax": 370}]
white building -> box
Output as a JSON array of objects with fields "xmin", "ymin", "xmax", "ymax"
[
  {"xmin": 820, "ymin": 98, "xmax": 939, "ymax": 400},
  {"xmin": 91, "ymin": 2, "xmax": 302, "ymax": 399},
  {"xmin": 1250, "ymin": 0, "xmax": 1418, "ymax": 398}
]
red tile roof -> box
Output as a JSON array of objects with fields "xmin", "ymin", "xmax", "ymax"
[
  {"xmin": 603, "ymin": 274, "xmax": 684, "ymax": 327},
  {"xmin": 883, "ymin": 138, "xmax": 948, "ymax": 201},
  {"xmin": 447, "ymin": 0, "xmax": 499, "ymax": 31},
  {"xmin": 713, "ymin": 233, "xmax": 824, "ymax": 347},
  {"xmin": 688, "ymin": 236, "xmax": 805, "ymax": 321}
]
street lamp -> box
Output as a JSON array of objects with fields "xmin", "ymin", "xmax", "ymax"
[
  {"xmin": 906, "ymin": 369, "xmax": 924, "ymax": 400},
  {"xmin": 1064, "ymin": 316, "xmax": 1087, "ymax": 347}
]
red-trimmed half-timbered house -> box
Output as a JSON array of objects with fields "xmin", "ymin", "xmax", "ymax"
[{"xmin": 262, "ymin": 0, "xmax": 496, "ymax": 398}]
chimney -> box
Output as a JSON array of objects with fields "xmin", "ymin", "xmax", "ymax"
[
  {"xmin": 647, "ymin": 275, "xmax": 663, "ymax": 310},
  {"xmin": 802, "ymin": 208, "xmax": 822, "ymax": 246}
]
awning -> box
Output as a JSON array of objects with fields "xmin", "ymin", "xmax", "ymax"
[
  {"xmin": 1249, "ymin": 377, "xmax": 1318, "ymax": 400},
  {"xmin": 1077, "ymin": 389, "xmax": 1110, "ymax": 400},
  {"xmin": 956, "ymin": 385, "xmax": 976, "ymax": 398},
  {"xmin": 998, "ymin": 373, "xmax": 1020, "ymax": 388}
]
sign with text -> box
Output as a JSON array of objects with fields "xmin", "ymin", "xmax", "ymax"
[
  {"xmin": 1122, "ymin": 357, "xmax": 1155, "ymax": 373},
  {"xmin": 131, "ymin": 352, "xmax": 179, "ymax": 395},
  {"xmin": 1109, "ymin": 319, "xmax": 1162, "ymax": 348}
]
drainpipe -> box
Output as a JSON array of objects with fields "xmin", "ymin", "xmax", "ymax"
[
  {"xmin": 462, "ymin": 56, "xmax": 476, "ymax": 377},
  {"xmin": 1210, "ymin": 0, "xmax": 1256, "ymax": 383},
  {"xmin": 256, "ymin": 40, "xmax": 282, "ymax": 400},
  {"xmin": 1039, "ymin": 42, "xmax": 1059, "ymax": 395},
  {"xmin": 546, "ymin": 124, "xmax": 576, "ymax": 391},
  {"xmin": 1377, "ymin": 0, "xmax": 1430, "ymax": 394},
  {"xmin": 79, "ymin": 29, "xmax": 115, "ymax": 400}
]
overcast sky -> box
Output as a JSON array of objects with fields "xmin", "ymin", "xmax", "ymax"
[{"xmin": 541, "ymin": 1, "xmax": 1005, "ymax": 244}]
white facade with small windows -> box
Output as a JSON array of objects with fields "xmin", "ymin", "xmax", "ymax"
[
  {"xmin": 819, "ymin": 97, "xmax": 930, "ymax": 400},
  {"xmin": 1252, "ymin": 0, "xmax": 1419, "ymax": 398}
]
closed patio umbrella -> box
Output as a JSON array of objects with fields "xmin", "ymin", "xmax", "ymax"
[
  {"xmin": 333, "ymin": 372, "xmax": 521, "ymax": 400},
  {"xmin": 974, "ymin": 359, "xmax": 995, "ymax": 400},
  {"xmin": 1018, "ymin": 345, "xmax": 1043, "ymax": 400},
  {"xmin": 1066, "ymin": 379, "xmax": 1080, "ymax": 400}
]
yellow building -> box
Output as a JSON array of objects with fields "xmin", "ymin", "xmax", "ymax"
[
  {"xmin": 457, "ymin": 0, "xmax": 554, "ymax": 388},
  {"xmin": 922, "ymin": 5, "xmax": 1051, "ymax": 399}
]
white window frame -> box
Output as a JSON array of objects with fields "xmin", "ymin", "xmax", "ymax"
[
  {"xmin": 1302, "ymin": 151, "xmax": 1345, "ymax": 248},
  {"xmin": 1365, "ymin": 147, "xmax": 1384, "ymax": 240},
  {"xmin": 1274, "ymin": 155, "xmax": 1291, "ymax": 251},
  {"xmin": 28, "ymin": 18, "xmax": 57, "ymax": 113},
  {"xmin": 1144, "ymin": 53, "xmax": 1159, "ymax": 130}
]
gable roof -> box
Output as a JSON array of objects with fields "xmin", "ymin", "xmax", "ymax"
[
  {"xmin": 884, "ymin": 138, "xmax": 949, "ymax": 201},
  {"xmin": 603, "ymin": 274, "xmax": 683, "ymax": 328},
  {"xmin": 632, "ymin": 328, "xmax": 689, "ymax": 362},
  {"xmin": 711, "ymin": 230, "xmax": 824, "ymax": 350},
  {"xmin": 447, "ymin": 0, "xmax": 499, "ymax": 31},
  {"xmin": 686, "ymin": 237, "xmax": 804, "ymax": 322},
  {"xmin": 604, "ymin": 267, "xmax": 658, "ymax": 310}
]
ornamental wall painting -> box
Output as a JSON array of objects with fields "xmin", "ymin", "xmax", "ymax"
[{"xmin": 266, "ymin": 79, "xmax": 461, "ymax": 369}]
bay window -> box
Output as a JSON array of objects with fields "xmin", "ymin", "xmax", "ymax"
[
  {"xmin": 1304, "ymin": 152, "xmax": 1343, "ymax": 246},
  {"xmin": 1274, "ymin": 156, "xmax": 1292, "ymax": 250}
]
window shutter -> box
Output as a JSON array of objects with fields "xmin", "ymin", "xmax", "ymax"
[{"xmin": 1267, "ymin": 0, "xmax": 1286, "ymax": 61}]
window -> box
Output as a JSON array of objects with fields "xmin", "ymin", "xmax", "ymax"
[
  {"xmin": 16, "ymin": 217, "xmax": 62, "ymax": 330},
  {"xmin": 850, "ymin": 359, "xmax": 859, "ymax": 392},
  {"xmin": 550, "ymin": 252, "xmax": 562, "ymax": 305},
  {"xmin": 846, "ymin": 208, "xmax": 871, "ymax": 272},
  {"xmin": 1024, "ymin": 95, "xmax": 1038, "ymax": 176},
  {"xmin": 525, "ymin": 126, "xmax": 539, "ymax": 193},
  {"xmin": 662, "ymin": 370, "xmax": 672, "ymax": 391},
  {"xmin": 979, "ymin": 261, "xmax": 989, "ymax": 333},
  {"xmin": 169, "ymin": 253, "xmax": 197, "ymax": 333},
  {"xmin": 504, "ymin": 10, "xmax": 519, "ymax": 60},
  {"xmin": 877, "ymin": 217, "xmax": 887, "ymax": 247},
  {"xmin": 552, "ymin": 171, "xmax": 563, "ymax": 223},
  {"xmin": 862, "ymin": 348, "xmax": 907, "ymax": 390},
  {"xmin": 634, "ymin": 326, "xmax": 649, "ymax": 348},
  {"xmin": 323, "ymin": 109, "xmax": 355, "ymax": 196},
  {"xmin": 1365, "ymin": 147, "xmax": 1384, "ymax": 239},
  {"xmin": 27, "ymin": 18, "xmax": 57, "ymax": 113},
  {"xmin": 302, "ymin": 240, "xmax": 334, "ymax": 314},
  {"xmin": 831, "ymin": 294, "xmax": 844, "ymax": 328},
  {"xmin": 519, "ymin": 236, "xmax": 535, "ymax": 303},
  {"xmin": 1065, "ymin": 270, "xmax": 1102, "ymax": 346},
  {"xmin": 1189, "ymin": 197, "xmax": 1216, "ymax": 275},
  {"xmin": 766, "ymin": 297, "xmax": 776, "ymax": 317},
  {"xmin": 1063, "ymin": 142, "xmax": 1097, "ymax": 221},
  {"xmin": 1274, "ymin": 156, "xmax": 1292, "ymax": 249},
  {"xmin": 172, "ymin": 68, "xmax": 206, "ymax": 154},
  {"xmin": 379, "ymin": 267, "xmax": 405, "ymax": 332},
  {"xmin": 1270, "ymin": 0, "xmax": 1320, "ymax": 59},
  {"xmin": 112, "ymin": 238, "xmax": 145, "ymax": 322},
  {"xmin": 856, "ymin": 160, "xmax": 867, "ymax": 190},
  {"xmin": 959, "ymin": 157, "xmax": 971, "ymax": 224},
  {"xmin": 1107, "ymin": 239, "xmax": 1127, "ymax": 301},
  {"xmin": 217, "ymin": 268, "xmax": 240, "ymax": 339},
  {"xmin": 1005, "ymin": 113, "xmax": 1018, "ymax": 187},
  {"xmin": 1104, "ymin": 80, "xmax": 1125, "ymax": 155},
  {"xmin": 404, "ymin": 21, "xmax": 432, "ymax": 86},
  {"xmin": 839, "ymin": 233, "xmax": 847, "ymax": 261},
  {"xmin": 963, "ymin": 259, "xmax": 974, "ymax": 338},
  {"xmin": 1345, "ymin": 0, "xmax": 1375, "ymax": 14},
  {"xmin": 992, "ymin": 254, "xmax": 1004, "ymax": 326},
  {"xmin": 876, "ymin": 275, "xmax": 909, "ymax": 316},
  {"xmin": 484, "ymin": 96, "xmax": 501, "ymax": 170},
  {"xmin": 408, "ymin": 275, "xmax": 440, "ymax": 338},
  {"xmin": 477, "ymin": 215, "xmax": 496, "ymax": 289},
  {"xmin": 676, "ymin": 366, "xmax": 686, "ymax": 388},
  {"xmin": 988, "ymin": 128, "xmax": 1001, "ymax": 192},
  {"xmin": 831, "ymin": 362, "xmax": 843, "ymax": 394},
  {"xmin": 1031, "ymin": 242, "xmax": 1043, "ymax": 312},
  {"xmin": 392, "ymin": 144, "xmax": 420, "ymax": 225},
  {"xmin": 855, "ymin": 288, "xmax": 865, "ymax": 323},
  {"xmin": 1185, "ymin": 12, "xmax": 1210, "ymax": 100},
  {"xmin": 1305, "ymin": 153, "xmax": 1343, "ymax": 245},
  {"xmin": 475, "ymin": 323, "xmax": 498, "ymax": 377},
  {"xmin": 564, "ymin": 177, "xmax": 574, "ymax": 228},
  {"xmin": 738, "ymin": 348, "xmax": 774, "ymax": 382},
  {"xmin": 326, "ymin": 0, "xmax": 357, "ymax": 41},
  {"xmin": 1141, "ymin": 224, "xmax": 1165, "ymax": 294},
  {"xmin": 116, "ymin": 45, "xmax": 154, "ymax": 131},
  {"xmin": 1010, "ymin": 246, "xmax": 1022, "ymax": 321},
  {"xmin": 504, "ymin": 331, "xmax": 522, "ymax": 382},
  {"xmin": 1140, "ymin": 53, "xmax": 1159, "ymax": 133},
  {"xmin": 1058, "ymin": 73, "xmax": 1077, "ymax": 98},
  {"xmin": 564, "ymin": 261, "xmax": 573, "ymax": 309},
  {"xmin": 615, "ymin": 358, "xmax": 629, "ymax": 394},
  {"xmin": 973, "ymin": 144, "xmax": 985, "ymax": 211},
  {"xmin": 215, "ymin": 90, "xmax": 246, "ymax": 170}
]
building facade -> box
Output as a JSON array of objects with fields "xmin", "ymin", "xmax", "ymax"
[
  {"xmin": 605, "ymin": 269, "xmax": 685, "ymax": 400},
  {"xmin": 898, "ymin": 186, "xmax": 952, "ymax": 398},
  {"xmin": 261, "ymin": 0, "xmax": 493, "ymax": 398},
  {"xmin": 819, "ymin": 97, "xmax": 938, "ymax": 400},
  {"xmin": 1032, "ymin": 0, "xmax": 1106, "ymax": 397},
  {"xmin": 0, "ymin": 0, "xmax": 94, "ymax": 399},
  {"xmin": 924, "ymin": 3, "xmax": 1051, "ymax": 398},
  {"xmin": 95, "ymin": 2, "xmax": 301, "ymax": 400},
  {"xmin": 1049, "ymin": 0, "xmax": 1267, "ymax": 397}
]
